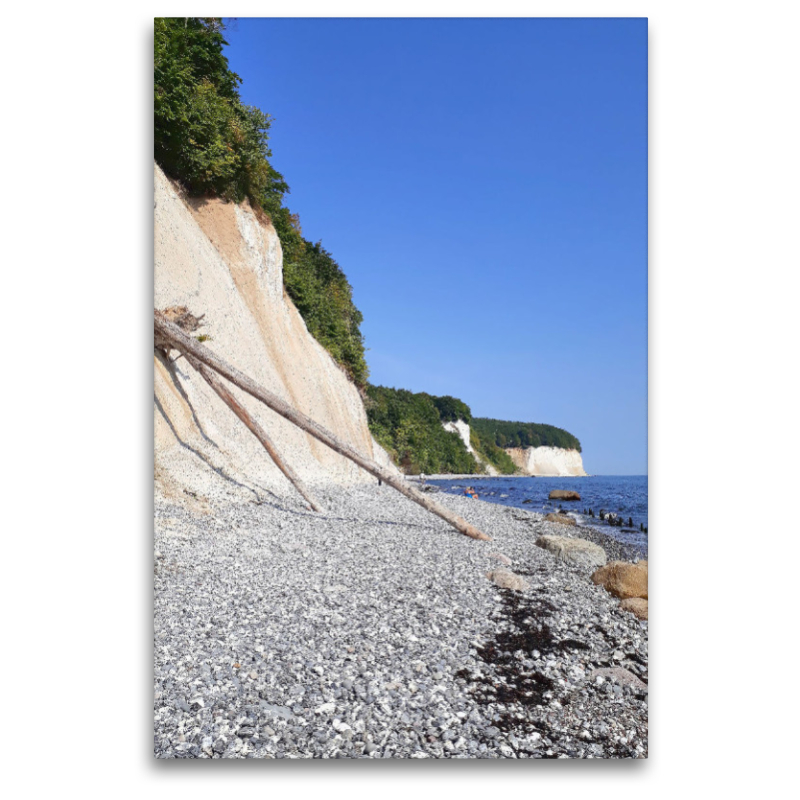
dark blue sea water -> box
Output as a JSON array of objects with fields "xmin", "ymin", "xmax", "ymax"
[{"xmin": 426, "ymin": 475, "xmax": 648, "ymax": 550}]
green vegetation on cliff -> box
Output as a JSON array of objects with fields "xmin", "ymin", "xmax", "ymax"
[
  {"xmin": 154, "ymin": 18, "xmax": 275, "ymax": 205},
  {"xmin": 366, "ymin": 386, "xmax": 479, "ymax": 475},
  {"xmin": 261, "ymin": 193, "xmax": 368, "ymax": 388},
  {"xmin": 366, "ymin": 386, "xmax": 518, "ymax": 475},
  {"xmin": 469, "ymin": 431, "xmax": 519, "ymax": 475},
  {"xmin": 471, "ymin": 418, "xmax": 582, "ymax": 452},
  {"xmin": 365, "ymin": 385, "xmax": 582, "ymax": 474},
  {"xmin": 154, "ymin": 17, "xmax": 367, "ymax": 387},
  {"xmin": 431, "ymin": 395, "xmax": 472, "ymax": 424}
]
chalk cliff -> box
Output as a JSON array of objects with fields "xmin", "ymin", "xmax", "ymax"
[
  {"xmin": 505, "ymin": 446, "xmax": 588, "ymax": 477},
  {"xmin": 154, "ymin": 163, "xmax": 397, "ymax": 508},
  {"xmin": 442, "ymin": 420, "xmax": 499, "ymax": 476}
]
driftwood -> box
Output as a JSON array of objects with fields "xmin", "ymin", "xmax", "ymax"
[
  {"xmin": 184, "ymin": 353, "xmax": 325, "ymax": 513},
  {"xmin": 154, "ymin": 309, "xmax": 491, "ymax": 541}
]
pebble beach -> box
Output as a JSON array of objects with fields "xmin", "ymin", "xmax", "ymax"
[{"xmin": 154, "ymin": 486, "xmax": 648, "ymax": 759}]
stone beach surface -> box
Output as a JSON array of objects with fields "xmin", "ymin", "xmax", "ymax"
[{"xmin": 154, "ymin": 486, "xmax": 647, "ymax": 759}]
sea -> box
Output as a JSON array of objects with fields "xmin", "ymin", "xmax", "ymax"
[{"xmin": 425, "ymin": 475, "xmax": 648, "ymax": 550}]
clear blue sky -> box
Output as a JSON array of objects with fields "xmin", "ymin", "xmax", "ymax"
[{"xmin": 223, "ymin": 18, "xmax": 647, "ymax": 475}]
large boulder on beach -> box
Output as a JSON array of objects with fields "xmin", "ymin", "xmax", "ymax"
[
  {"xmin": 536, "ymin": 535, "xmax": 607, "ymax": 569},
  {"xmin": 619, "ymin": 597, "xmax": 648, "ymax": 620},
  {"xmin": 544, "ymin": 512, "xmax": 577, "ymax": 527},
  {"xmin": 486, "ymin": 569, "xmax": 530, "ymax": 592},
  {"xmin": 591, "ymin": 560, "xmax": 648, "ymax": 599},
  {"xmin": 549, "ymin": 490, "xmax": 581, "ymax": 501}
]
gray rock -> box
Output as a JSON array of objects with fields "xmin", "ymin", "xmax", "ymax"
[
  {"xmin": 259, "ymin": 703, "xmax": 294, "ymax": 720},
  {"xmin": 535, "ymin": 534, "xmax": 607, "ymax": 569},
  {"xmin": 485, "ymin": 569, "xmax": 530, "ymax": 592}
]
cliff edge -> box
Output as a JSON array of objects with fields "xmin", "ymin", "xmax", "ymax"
[{"xmin": 154, "ymin": 163, "xmax": 395, "ymax": 508}]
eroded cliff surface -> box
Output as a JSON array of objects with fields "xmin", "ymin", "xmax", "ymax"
[{"xmin": 154, "ymin": 163, "xmax": 395, "ymax": 507}]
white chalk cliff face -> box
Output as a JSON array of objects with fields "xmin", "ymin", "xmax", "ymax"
[
  {"xmin": 442, "ymin": 420, "xmax": 499, "ymax": 476},
  {"xmin": 442, "ymin": 420, "xmax": 474, "ymax": 455},
  {"xmin": 505, "ymin": 446, "xmax": 587, "ymax": 477},
  {"xmin": 154, "ymin": 162, "xmax": 397, "ymax": 508}
]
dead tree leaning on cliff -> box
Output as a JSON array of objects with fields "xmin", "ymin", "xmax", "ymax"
[
  {"xmin": 155, "ymin": 307, "xmax": 324, "ymax": 513},
  {"xmin": 184, "ymin": 352, "xmax": 325, "ymax": 513},
  {"xmin": 154, "ymin": 309, "xmax": 491, "ymax": 542}
]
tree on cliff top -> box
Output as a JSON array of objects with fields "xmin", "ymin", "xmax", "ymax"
[
  {"xmin": 154, "ymin": 17, "xmax": 281, "ymax": 205},
  {"xmin": 471, "ymin": 417, "xmax": 582, "ymax": 452},
  {"xmin": 154, "ymin": 18, "xmax": 368, "ymax": 388},
  {"xmin": 432, "ymin": 395, "xmax": 472, "ymax": 423}
]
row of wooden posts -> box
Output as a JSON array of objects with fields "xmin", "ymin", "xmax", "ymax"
[{"xmin": 154, "ymin": 310, "xmax": 490, "ymax": 541}]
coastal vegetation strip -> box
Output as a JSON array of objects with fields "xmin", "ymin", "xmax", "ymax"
[
  {"xmin": 471, "ymin": 418, "xmax": 582, "ymax": 452},
  {"xmin": 366, "ymin": 385, "xmax": 582, "ymax": 476},
  {"xmin": 365, "ymin": 385, "xmax": 482, "ymax": 475}
]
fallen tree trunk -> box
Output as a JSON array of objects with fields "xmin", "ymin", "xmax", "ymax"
[
  {"xmin": 184, "ymin": 353, "xmax": 325, "ymax": 513},
  {"xmin": 155, "ymin": 310, "xmax": 490, "ymax": 541}
]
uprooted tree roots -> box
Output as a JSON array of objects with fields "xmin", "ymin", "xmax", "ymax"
[{"xmin": 155, "ymin": 306, "xmax": 206, "ymax": 360}]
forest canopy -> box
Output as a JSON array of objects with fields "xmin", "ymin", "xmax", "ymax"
[
  {"xmin": 366, "ymin": 386, "xmax": 480, "ymax": 475},
  {"xmin": 367, "ymin": 386, "xmax": 534, "ymax": 475},
  {"xmin": 470, "ymin": 418, "xmax": 582, "ymax": 452}
]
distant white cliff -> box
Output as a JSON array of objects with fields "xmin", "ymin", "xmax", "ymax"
[
  {"xmin": 442, "ymin": 420, "xmax": 499, "ymax": 475},
  {"xmin": 441, "ymin": 421, "xmax": 586, "ymax": 476},
  {"xmin": 505, "ymin": 446, "xmax": 587, "ymax": 477}
]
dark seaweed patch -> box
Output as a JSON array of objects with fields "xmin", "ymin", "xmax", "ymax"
[{"xmin": 456, "ymin": 588, "xmax": 590, "ymax": 734}]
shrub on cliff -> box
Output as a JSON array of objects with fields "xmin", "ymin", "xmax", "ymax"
[
  {"xmin": 283, "ymin": 241, "xmax": 368, "ymax": 387},
  {"xmin": 261, "ymin": 201, "xmax": 367, "ymax": 387}
]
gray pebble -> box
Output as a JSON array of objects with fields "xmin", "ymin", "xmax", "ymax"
[{"xmin": 154, "ymin": 486, "xmax": 647, "ymax": 759}]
